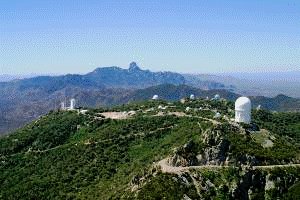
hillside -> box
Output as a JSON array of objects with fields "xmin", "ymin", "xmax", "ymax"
[
  {"xmin": 1, "ymin": 98, "xmax": 300, "ymax": 199},
  {"xmin": 1, "ymin": 62, "xmax": 299, "ymax": 135},
  {"xmin": 1, "ymin": 83, "xmax": 300, "ymax": 135},
  {"xmin": 0, "ymin": 62, "xmax": 201, "ymax": 135},
  {"xmin": 131, "ymin": 85, "xmax": 300, "ymax": 112}
]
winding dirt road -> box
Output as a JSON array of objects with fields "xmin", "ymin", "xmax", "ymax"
[{"xmin": 157, "ymin": 158, "xmax": 300, "ymax": 174}]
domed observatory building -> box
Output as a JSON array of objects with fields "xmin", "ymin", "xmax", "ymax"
[
  {"xmin": 152, "ymin": 95, "xmax": 159, "ymax": 100},
  {"xmin": 69, "ymin": 98, "xmax": 76, "ymax": 110},
  {"xmin": 235, "ymin": 97, "xmax": 251, "ymax": 124}
]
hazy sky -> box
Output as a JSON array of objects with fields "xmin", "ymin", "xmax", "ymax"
[{"xmin": 0, "ymin": 0, "xmax": 299, "ymax": 75}]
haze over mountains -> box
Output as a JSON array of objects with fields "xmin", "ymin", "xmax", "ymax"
[
  {"xmin": 0, "ymin": 74, "xmax": 39, "ymax": 82},
  {"xmin": 1, "ymin": 62, "xmax": 299, "ymax": 98},
  {"xmin": 190, "ymin": 72, "xmax": 300, "ymax": 98},
  {"xmin": 0, "ymin": 62, "xmax": 299, "ymax": 135}
]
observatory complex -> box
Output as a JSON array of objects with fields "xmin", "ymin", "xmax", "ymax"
[
  {"xmin": 235, "ymin": 96, "xmax": 251, "ymax": 124},
  {"xmin": 61, "ymin": 98, "xmax": 76, "ymax": 111}
]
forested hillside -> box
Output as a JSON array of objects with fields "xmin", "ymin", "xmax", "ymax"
[{"xmin": 1, "ymin": 98, "xmax": 299, "ymax": 199}]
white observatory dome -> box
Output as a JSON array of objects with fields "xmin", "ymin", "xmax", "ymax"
[
  {"xmin": 213, "ymin": 94, "xmax": 220, "ymax": 100},
  {"xmin": 69, "ymin": 98, "xmax": 76, "ymax": 110},
  {"xmin": 190, "ymin": 94, "xmax": 195, "ymax": 100},
  {"xmin": 152, "ymin": 95, "xmax": 159, "ymax": 100},
  {"xmin": 235, "ymin": 97, "xmax": 251, "ymax": 124},
  {"xmin": 235, "ymin": 97, "xmax": 251, "ymax": 111},
  {"xmin": 214, "ymin": 112, "xmax": 221, "ymax": 119}
]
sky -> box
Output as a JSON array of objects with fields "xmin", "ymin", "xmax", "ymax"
[{"xmin": 0, "ymin": 0, "xmax": 299, "ymax": 75}]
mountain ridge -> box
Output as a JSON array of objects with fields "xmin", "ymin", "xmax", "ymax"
[
  {"xmin": 1, "ymin": 83, "xmax": 299, "ymax": 135},
  {"xmin": 1, "ymin": 98, "xmax": 299, "ymax": 199},
  {"xmin": 0, "ymin": 62, "xmax": 299, "ymax": 135}
]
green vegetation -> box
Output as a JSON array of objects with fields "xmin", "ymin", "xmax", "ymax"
[
  {"xmin": 0, "ymin": 111, "xmax": 210, "ymax": 199},
  {"xmin": 253, "ymin": 109, "xmax": 300, "ymax": 142},
  {"xmin": 0, "ymin": 111, "xmax": 89, "ymax": 155},
  {"xmin": 0, "ymin": 99, "xmax": 299, "ymax": 199},
  {"xmin": 135, "ymin": 167, "xmax": 300, "ymax": 199},
  {"xmin": 135, "ymin": 173, "xmax": 199, "ymax": 199},
  {"xmin": 285, "ymin": 182, "xmax": 300, "ymax": 199},
  {"xmin": 226, "ymin": 129, "xmax": 298, "ymax": 164}
]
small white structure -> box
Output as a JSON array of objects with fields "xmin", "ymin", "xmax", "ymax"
[
  {"xmin": 70, "ymin": 98, "xmax": 76, "ymax": 110},
  {"xmin": 190, "ymin": 94, "xmax": 195, "ymax": 100},
  {"xmin": 60, "ymin": 102, "xmax": 66, "ymax": 110},
  {"xmin": 60, "ymin": 98, "xmax": 77, "ymax": 111},
  {"xmin": 152, "ymin": 95, "xmax": 159, "ymax": 100},
  {"xmin": 212, "ymin": 94, "xmax": 220, "ymax": 100},
  {"xmin": 185, "ymin": 107, "xmax": 191, "ymax": 112},
  {"xmin": 256, "ymin": 105, "xmax": 262, "ymax": 110},
  {"xmin": 235, "ymin": 97, "xmax": 251, "ymax": 124},
  {"xmin": 80, "ymin": 109, "xmax": 88, "ymax": 114},
  {"xmin": 214, "ymin": 112, "xmax": 221, "ymax": 119}
]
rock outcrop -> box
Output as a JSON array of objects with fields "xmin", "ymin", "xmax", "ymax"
[{"xmin": 168, "ymin": 140, "xmax": 199, "ymax": 167}]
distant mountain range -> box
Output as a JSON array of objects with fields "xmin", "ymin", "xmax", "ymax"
[
  {"xmin": 130, "ymin": 84, "xmax": 300, "ymax": 111},
  {"xmin": 0, "ymin": 62, "xmax": 230, "ymax": 91},
  {"xmin": 0, "ymin": 62, "xmax": 299, "ymax": 135},
  {"xmin": 0, "ymin": 74, "xmax": 35, "ymax": 82},
  {"xmin": 85, "ymin": 62, "xmax": 186, "ymax": 88},
  {"xmin": 222, "ymin": 71, "xmax": 300, "ymax": 83},
  {"xmin": 185, "ymin": 72, "xmax": 300, "ymax": 98}
]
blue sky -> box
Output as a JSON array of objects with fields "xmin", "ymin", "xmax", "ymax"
[{"xmin": 0, "ymin": 0, "xmax": 299, "ymax": 74}]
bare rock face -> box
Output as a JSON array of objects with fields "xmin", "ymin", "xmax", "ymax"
[
  {"xmin": 198, "ymin": 127, "xmax": 230, "ymax": 165},
  {"xmin": 128, "ymin": 62, "xmax": 141, "ymax": 72},
  {"xmin": 168, "ymin": 125, "xmax": 234, "ymax": 167},
  {"xmin": 168, "ymin": 140, "xmax": 199, "ymax": 167},
  {"xmin": 198, "ymin": 124, "xmax": 261, "ymax": 166},
  {"xmin": 199, "ymin": 139, "xmax": 230, "ymax": 165},
  {"xmin": 237, "ymin": 154, "xmax": 259, "ymax": 166},
  {"xmin": 232, "ymin": 169, "xmax": 266, "ymax": 200}
]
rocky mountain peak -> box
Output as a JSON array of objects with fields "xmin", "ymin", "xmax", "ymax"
[{"xmin": 128, "ymin": 62, "xmax": 141, "ymax": 72}]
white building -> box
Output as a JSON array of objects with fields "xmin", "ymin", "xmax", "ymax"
[
  {"xmin": 235, "ymin": 97, "xmax": 251, "ymax": 124},
  {"xmin": 190, "ymin": 94, "xmax": 195, "ymax": 100},
  {"xmin": 69, "ymin": 99, "xmax": 76, "ymax": 110},
  {"xmin": 214, "ymin": 94, "xmax": 220, "ymax": 100},
  {"xmin": 214, "ymin": 112, "xmax": 221, "ymax": 119},
  {"xmin": 152, "ymin": 95, "xmax": 159, "ymax": 100},
  {"xmin": 60, "ymin": 102, "xmax": 66, "ymax": 110},
  {"xmin": 60, "ymin": 98, "xmax": 77, "ymax": 111},
  {"xmin": 256, "ymin": 105, "xmax": 262, "ymax": 110},
  {"xmin": 211, "ymin": 94, "xmax": 220, "ymax": 101}
]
